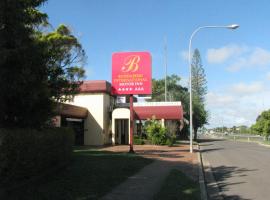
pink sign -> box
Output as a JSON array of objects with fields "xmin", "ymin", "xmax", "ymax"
[{"xmin": 112, "ymin": 52, "xmax": 152, "ymax": 95}]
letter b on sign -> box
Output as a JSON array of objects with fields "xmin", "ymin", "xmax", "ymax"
[{"xmin": 121, "ymin": 55, "xmax": 140, "ymax": 72}]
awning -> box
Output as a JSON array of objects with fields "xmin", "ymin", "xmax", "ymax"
[
  {"xmin": 54, "ymin": 103, "xmax": 88, "ymax": 119},
  {"xmin": 133, "ymin": 102, "xmax": 183, "ymax": 120}
]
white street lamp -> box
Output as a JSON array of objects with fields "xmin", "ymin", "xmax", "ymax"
[{"xmin": 188, "ymin": 24, "xmax": 239, "ymax": 153}]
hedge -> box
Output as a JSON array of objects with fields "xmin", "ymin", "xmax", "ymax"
[{"xmin": 0, "ymin": 127, "xmax": 75, "ymax": 188}]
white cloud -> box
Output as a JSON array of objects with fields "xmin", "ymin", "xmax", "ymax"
[
  {"xmin": 204, "ymin": 44, "xmax": 270, "ymax": 128},
  {"xmin": 229, "ymin": 82, "xmax": 264, "ymax": 95},
  {"xmin": 207, "ymin": 44, "xmax": 247, "ymax": 64},
  {"xmin": 206, "ymin": 81, "xmax": 270, "ymax": 128},
  {"xmin": 249, "ymin": 48, "xmax": 270, "ymax": 66},
  {"xmin": 226, "ymin": 58, "xmax": 246, "ymax": 72},
  {"xmin": 206, "ymin": 44, "xmax": 270, "ymax": 72},
  {"xmin": 227, "ymin": 48, "xmax": 270, "ymax": 72},
  {"xmin": 206, "ymin": 92, "xmax": 235, "ymax": 107}
]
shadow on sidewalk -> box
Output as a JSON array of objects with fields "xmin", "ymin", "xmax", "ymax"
[
  {"xmin": 3, "ymin": 144, "xmax": 200, "ymax": 200},
  {"xmin": 101, "ymin": 158, "xmax": 199, "ymax": 200}
]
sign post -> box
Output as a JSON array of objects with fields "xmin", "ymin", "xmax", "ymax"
[
  {"xmin": 112, "ymin": 52, "xmax": 152, "ymax": 153},
  {"xmin": 129, "ymin": 94, "xmax": 134, "ymax": 153}
]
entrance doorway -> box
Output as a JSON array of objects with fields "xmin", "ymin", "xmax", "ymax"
[
  {"xmin": 115, "ymin": 119, "xmax": 129, "ymax": 144},
  {"xmin": 62, "ymin": 118, "xmax": 84, "ymax": 145}
]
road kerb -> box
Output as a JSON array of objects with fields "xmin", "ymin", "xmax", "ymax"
[
  {"xmin": 197, "ymin": 145, "xmax": 208, "ymax": 200},
  {"xmin": 201, "ymin": 151, "xmax": 224, "ymax": 200}
]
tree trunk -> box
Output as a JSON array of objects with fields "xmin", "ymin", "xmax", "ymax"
[{"xmin": 194, "ymin": 127, "xmax": 198, "ymax": 141}]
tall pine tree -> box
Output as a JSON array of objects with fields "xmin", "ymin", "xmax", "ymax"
[
  {"xmin": 191, "ymin": 49, "xmax": 208, "ymax": 140},
  {"xmin": 191, "ymin": 49, "xmax": 207, "ymax": 101}
]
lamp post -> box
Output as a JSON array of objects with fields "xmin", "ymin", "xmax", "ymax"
[{"xmin": 188, "ymin": 24, "xmax": 239, "ymax": 153}]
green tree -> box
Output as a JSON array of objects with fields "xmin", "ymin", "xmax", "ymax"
[
  {"xmin": 40, "ymin": 24, "xmax": 86, "ymax": 102},
  {"xmin": 238, "ymin": 125, "xmax": 251, "ymax": 134},
  {"xmin": 151, "ymin": 74, "xmax": 189, "ymax": 108},
  {"xmin": 263, "ymin": 121, "xmax": 270, "ymax": 140},
  {"xmin": 0, "ymin": 0, "xmax": 51, "ymax": 128},
  {"xmin": 251, "ymin": 109, "xmax": 270, "ymax": 140},
  {"xmin": 191, "ymin": 49, "xmax": 207, "ymax": 102},
  {"xmin": 192, "ymin": 96, "xmax": 208, "ymax": 140},
  {"xmin": 191, "ymin": 49, "xmax": 208, "ymax": 140},
  {"xmin": 0, "ymin": 0, "xmax": 85, "ymax": 128}
]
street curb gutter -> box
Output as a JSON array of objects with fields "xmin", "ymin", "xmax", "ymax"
[
  {"xmin": 197, "ymin": 145, "xmax": 208, "ymax": 200},
  {"xmin": 200, "ymin": 146, "xmax": 224, "ymax": 200}
]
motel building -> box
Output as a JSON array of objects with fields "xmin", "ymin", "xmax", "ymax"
[{"xmin": 55, "ymin": 80, "xmax": 184, "ymax": 146}]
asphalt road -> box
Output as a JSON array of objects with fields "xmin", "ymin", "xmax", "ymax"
[{"xmin": 200, "ymin": 137, "xmax": 270, "ymax": 200}]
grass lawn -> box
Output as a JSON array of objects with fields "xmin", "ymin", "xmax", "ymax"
[
  {"xmin": 154, "ymin": 169, "xmax": 200, "ymax": 200},
  {"xmin": 262, "ymin": 140, "xmax": 270, "ymax": 145},
  {"xmin": 6, "ymin": 148, "xmax": 153, "ymax": 200}
]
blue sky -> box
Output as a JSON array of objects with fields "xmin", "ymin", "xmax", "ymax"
[{"xmin": 42, "ymin": 0, "xmax": 270, "ymax": 128}]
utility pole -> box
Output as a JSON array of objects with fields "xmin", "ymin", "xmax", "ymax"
[{"xmin": 164, "ymin": 36, "xmax": 168, "ymax": 102}]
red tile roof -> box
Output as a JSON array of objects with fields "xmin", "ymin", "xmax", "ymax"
[{"xmin": 80, "ymin": 80, "xmax": 111, "ymax": 94}]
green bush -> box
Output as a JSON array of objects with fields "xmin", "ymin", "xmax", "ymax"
[
  {"xmin": 0, "ymin": 128, "xmax": 74, "ymax": 188},
  {"xmin": 145, "ymin": 118, "xmax": 174, "ymax": 145},
  {"xmin": 166, "ymin": 136, "xmax": 176, "ymax": 147},
  {"xmin": 134, "ymin": 135, "xmax": 145, "ymax": 145},
  {"xmin": 146, "ymin": 118, "xmax": 168, "ymax": 145},
  {"xmin": 150, "ymin": 127, "xmax": 167, "ymax": 145}
]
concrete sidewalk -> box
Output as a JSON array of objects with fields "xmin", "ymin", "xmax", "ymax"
[{"xmin": 100, "ymin": 145, "xmax": 198, "ymax": 200}]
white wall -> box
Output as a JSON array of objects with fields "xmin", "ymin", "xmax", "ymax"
[
  {"xmin": 103, "ymin": 94, "xmax": 113, "ymax": 144},
  {"xmin": 71, "ymin": 93, "xmax": 111, "ymax": 145}
]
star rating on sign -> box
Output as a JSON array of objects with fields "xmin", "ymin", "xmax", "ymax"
[
  {"xmin": 118, "ymin": 87, "xmax": 133, "ymax": 91},
  {"xmin": 117, "ymin": 86, "xmax": 145, "ymax": 92},
  {"xmin": 134, "ymin": 87, "xmax": 144, "ymax": 91}
]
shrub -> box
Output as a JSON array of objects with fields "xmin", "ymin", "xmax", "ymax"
[
  {"xmin": 166, "ymin": 136, "xmax": 176, "ymax": 147},
  {"xmin": 145, "ymin": 117, "xmax": 177, "ymax": 146},
  {"xmin": 134, "ymin": 135, "xmax": 145, "ymax": 145},
  {"xmin": 145, "ymin": 118, "xmax": 173, "ymax": 145},
  {"xmin": 0, "ymin": 128, "xmax": 74, "ymax": 188}
]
